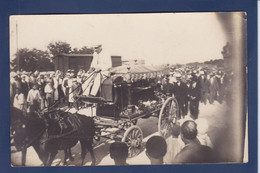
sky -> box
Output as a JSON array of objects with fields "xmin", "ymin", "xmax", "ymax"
[{"xmin": 10, "ymin": 13, "xmax": 227, "ymax": 65}]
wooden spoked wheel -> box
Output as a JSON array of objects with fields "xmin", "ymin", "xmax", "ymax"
[
  {"xmin": 122, "ymin": 125, "xmax": 143, "ymax": 158},
  {"xmin": 158, "ymin": 97, "xmax": 179, "ymax": 138}
]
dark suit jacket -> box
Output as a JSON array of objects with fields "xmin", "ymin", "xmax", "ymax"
[
  {"xmin": 173, "ymin": 81, "xmax": 187, "ymax": 103},
  {"xmin": 175, "ymin": 139, "xmax": 216, "ymax": 163}
]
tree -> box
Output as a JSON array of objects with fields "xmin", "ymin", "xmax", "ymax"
[
  {"xmin": 71, "ymin": 46, "xmax": 94, "ymax": 54},
  {"xmin": 47, "ymin": 41, "xmax": 72, "ymax": 57},
  {"xmin": 11, "ymin": 48, "xmax": 54, "ymax": 72},
  {"xmin": 79, "ymin": 46, "xmax": 94, "ymax": 54}
]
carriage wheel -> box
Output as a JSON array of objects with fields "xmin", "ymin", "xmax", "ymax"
[
  {"xmin": 158, "ymin": 97, "xmax": 179, "ymax": 138},
  {"xmin": 122, "ymin": 126, "xmax": 143, "ymax": 158}
]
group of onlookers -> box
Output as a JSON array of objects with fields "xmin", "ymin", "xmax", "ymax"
[
  {"xmin": 10, "ymin": 65, "xmax": 233, "ymax": 118},
  {"xmin": 161, "ymin": 66, "xmax": 233, "ymax": 120},
  {"xmin": 10, "ymin": 69, "xmax": 87, "ymax": 113},
  {"xmin": 109, "ymin": 119, "xmax": 216, "ymax": 165}
]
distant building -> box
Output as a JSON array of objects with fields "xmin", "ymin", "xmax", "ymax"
[
  {"xmin": 53, "ymin": 54, "xmax": 122, "ymax": 74},
  {"xmin": 52, "ymin": 54, "xmax": 93, "ymax": 74},
  {"xmin": 111, "ymin": 56, "xmax": 122, "ymax": 67}
]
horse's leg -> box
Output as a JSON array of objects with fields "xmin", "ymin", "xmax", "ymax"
[
  {"xmin": 87, "ymin": 139, "xmax": 96, "ymax": 166},
  {"xmin": 80, "ymin": 140, "xmax": 87, "ymax": 166},
  {"xmin": 46, "ymin": 151, "xmax": 57, "ymax": 166},
  {"xmin": 21, "ymin": 148, "xmax": 27, "ymax": 166},
  {"xmin": 68, "ymin": 148, "xmax": 74, "ymax": 161},
  {"xmin": 63, "ymin": 149, "xmax": 68, "ymax": 165}
]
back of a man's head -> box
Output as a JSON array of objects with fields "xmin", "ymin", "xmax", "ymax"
[
  {"xmin": 110, "ymin": 142, "xmax": 129, "ymax": 165},
  {"xmin": 181, "ymin": 120, "xmax": 198, "ymax": 140},
  {"xmin": 146, "ymin": 136, "xmax": 167, "ymax": 159}
]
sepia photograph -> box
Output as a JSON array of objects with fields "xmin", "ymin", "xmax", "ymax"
[{"xmin": 9, "ymin": 12, "xmax": 247, "ymax": 166}]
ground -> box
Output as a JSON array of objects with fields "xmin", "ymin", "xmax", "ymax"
[{"xmin": 11, "ymin": 100, "xmax": 239, "ymax": 167}]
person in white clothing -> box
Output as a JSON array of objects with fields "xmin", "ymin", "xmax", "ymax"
[
  {"xmin": 44, "ymin": 78, "xmax": 54, "ymax": 108},
  {"xmin": 27, "ymin": 84, "xmax": 42, "ymax": 113},
  {"xmin": 68, "ymin": 74, "xmax": 75, "ymax": 107},
  {"xmin": 91, "ymin": 45, "xmax": 112, "ymax": 71},
  {"xmin": 164, "ymin": 124, "xmax": 183, "ymax": 164},
  {"xmin": 13, "ymin": 88, "xmax": 26, "ymax": 112},
  {"xmin": 195, "ymin": 118, "xmax": 214, "ymax": 149}
]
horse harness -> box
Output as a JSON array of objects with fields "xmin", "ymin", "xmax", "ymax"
[{"xmin": 14, "ymin": 112, "xmax": 88, "ymax": 150}]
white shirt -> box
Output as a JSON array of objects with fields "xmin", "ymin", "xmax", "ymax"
[
  {"xmin": 44, "ymin": 84, "xmax": 53, "ymax": 94},
  {"xmin": 13, "ymin": 93, "xmax": 25, "ymax": 110},
  {"xmin": 27, "ymin": 89, "xmax": 42, "ymax": 103},
  {"xmin": 91, "ymin": 51, "xmax": 112, "ymax": 71}
]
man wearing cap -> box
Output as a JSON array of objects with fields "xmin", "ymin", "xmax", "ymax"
[
  {"xmin": 91, "ymin": 45, "xmax": 112, "ymax": 71},
  {"xmin": 173, "ymin": 73, "xmax": 188, "ymax": 119}
]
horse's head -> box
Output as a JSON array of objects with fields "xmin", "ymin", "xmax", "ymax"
[
  {"xmin": 11, "ymin": 118, "xmax": 30, "ymax": 151},
  {"xmin": 11, "ymin": 109, "xmax": 46, "ymax": 151}
]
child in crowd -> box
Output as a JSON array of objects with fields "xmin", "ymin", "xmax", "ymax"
[
  {"xmin": 164, "ymin": 124, "xmax": 183, "ymax": 164},
  {"xmin": 27, "ymin": 84, "xmax": 42, "ymax": 113},
  {"xmin": 146, "ymin": 136, "xmax": 167, "ymax": 165},
  {"xmin": 110, "ymin": 142, "xmax": 129, "ymax": 165}
]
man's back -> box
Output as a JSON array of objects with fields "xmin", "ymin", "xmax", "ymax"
[{"xmin": 175, "ymin": 139, "xmax": 216, "ymax": 163}]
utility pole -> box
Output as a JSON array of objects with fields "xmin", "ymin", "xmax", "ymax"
[{"xmin": 16, "ymin": 20, "xmax": 19, "ymax": 71}]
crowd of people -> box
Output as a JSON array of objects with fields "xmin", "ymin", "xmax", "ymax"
[
  {"xmin": 10, "ymin": 64, "xmax": 232, "ymax": 119},
  {"xmin": 162, "ymin": 66, "xmax": 233, "ymax": 120},
  {"xmin": 10, "ymin": 69, "xmax": 96, "ymax": 113}
]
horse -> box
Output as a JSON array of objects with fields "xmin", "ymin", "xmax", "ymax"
[{"xmin": 10, "ymin": 107, "xmax": 96, "ymax": 166}]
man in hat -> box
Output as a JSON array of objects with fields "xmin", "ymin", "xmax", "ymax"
[
  {"xmin": 91, "ymin": 45, "xmax": 112, "ymax": 71},
  {"xmin": 208, "ymin": 72, "xmax": 219, "ymax": 104},
  {"xmin": 198, "ymin": 71, "xmax": 209, "ymax": 105},
  {"xmin": 62, "ymin": 70, "xmax": 71, "ymax": 103},
  {"xmin": 183, "ymin": 74, "xmax": 192, "ymax": 116},
  {"xmin": 188, "ymin": 76, "xmax": 201, "ymax": 119},
  {"xmin": 162, "ymin": 74, "xmax": 174, "ymax": 96},
  {"xmin": 173, "ymin": 73, "xmax": 188, "ymax": 119}
]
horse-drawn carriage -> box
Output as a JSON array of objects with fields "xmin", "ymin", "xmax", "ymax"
[
  {"xmin": 10, "ymin": 64, "xmax": 179, "ymax": 166},
  {"xmin": 76, "ymin": 64, "xmax": 179, "ymax": 157}
]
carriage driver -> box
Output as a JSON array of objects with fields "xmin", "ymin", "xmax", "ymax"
[{"xmin": 82, "ymin": 45, "xmax": 112, "ymax": 97}]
